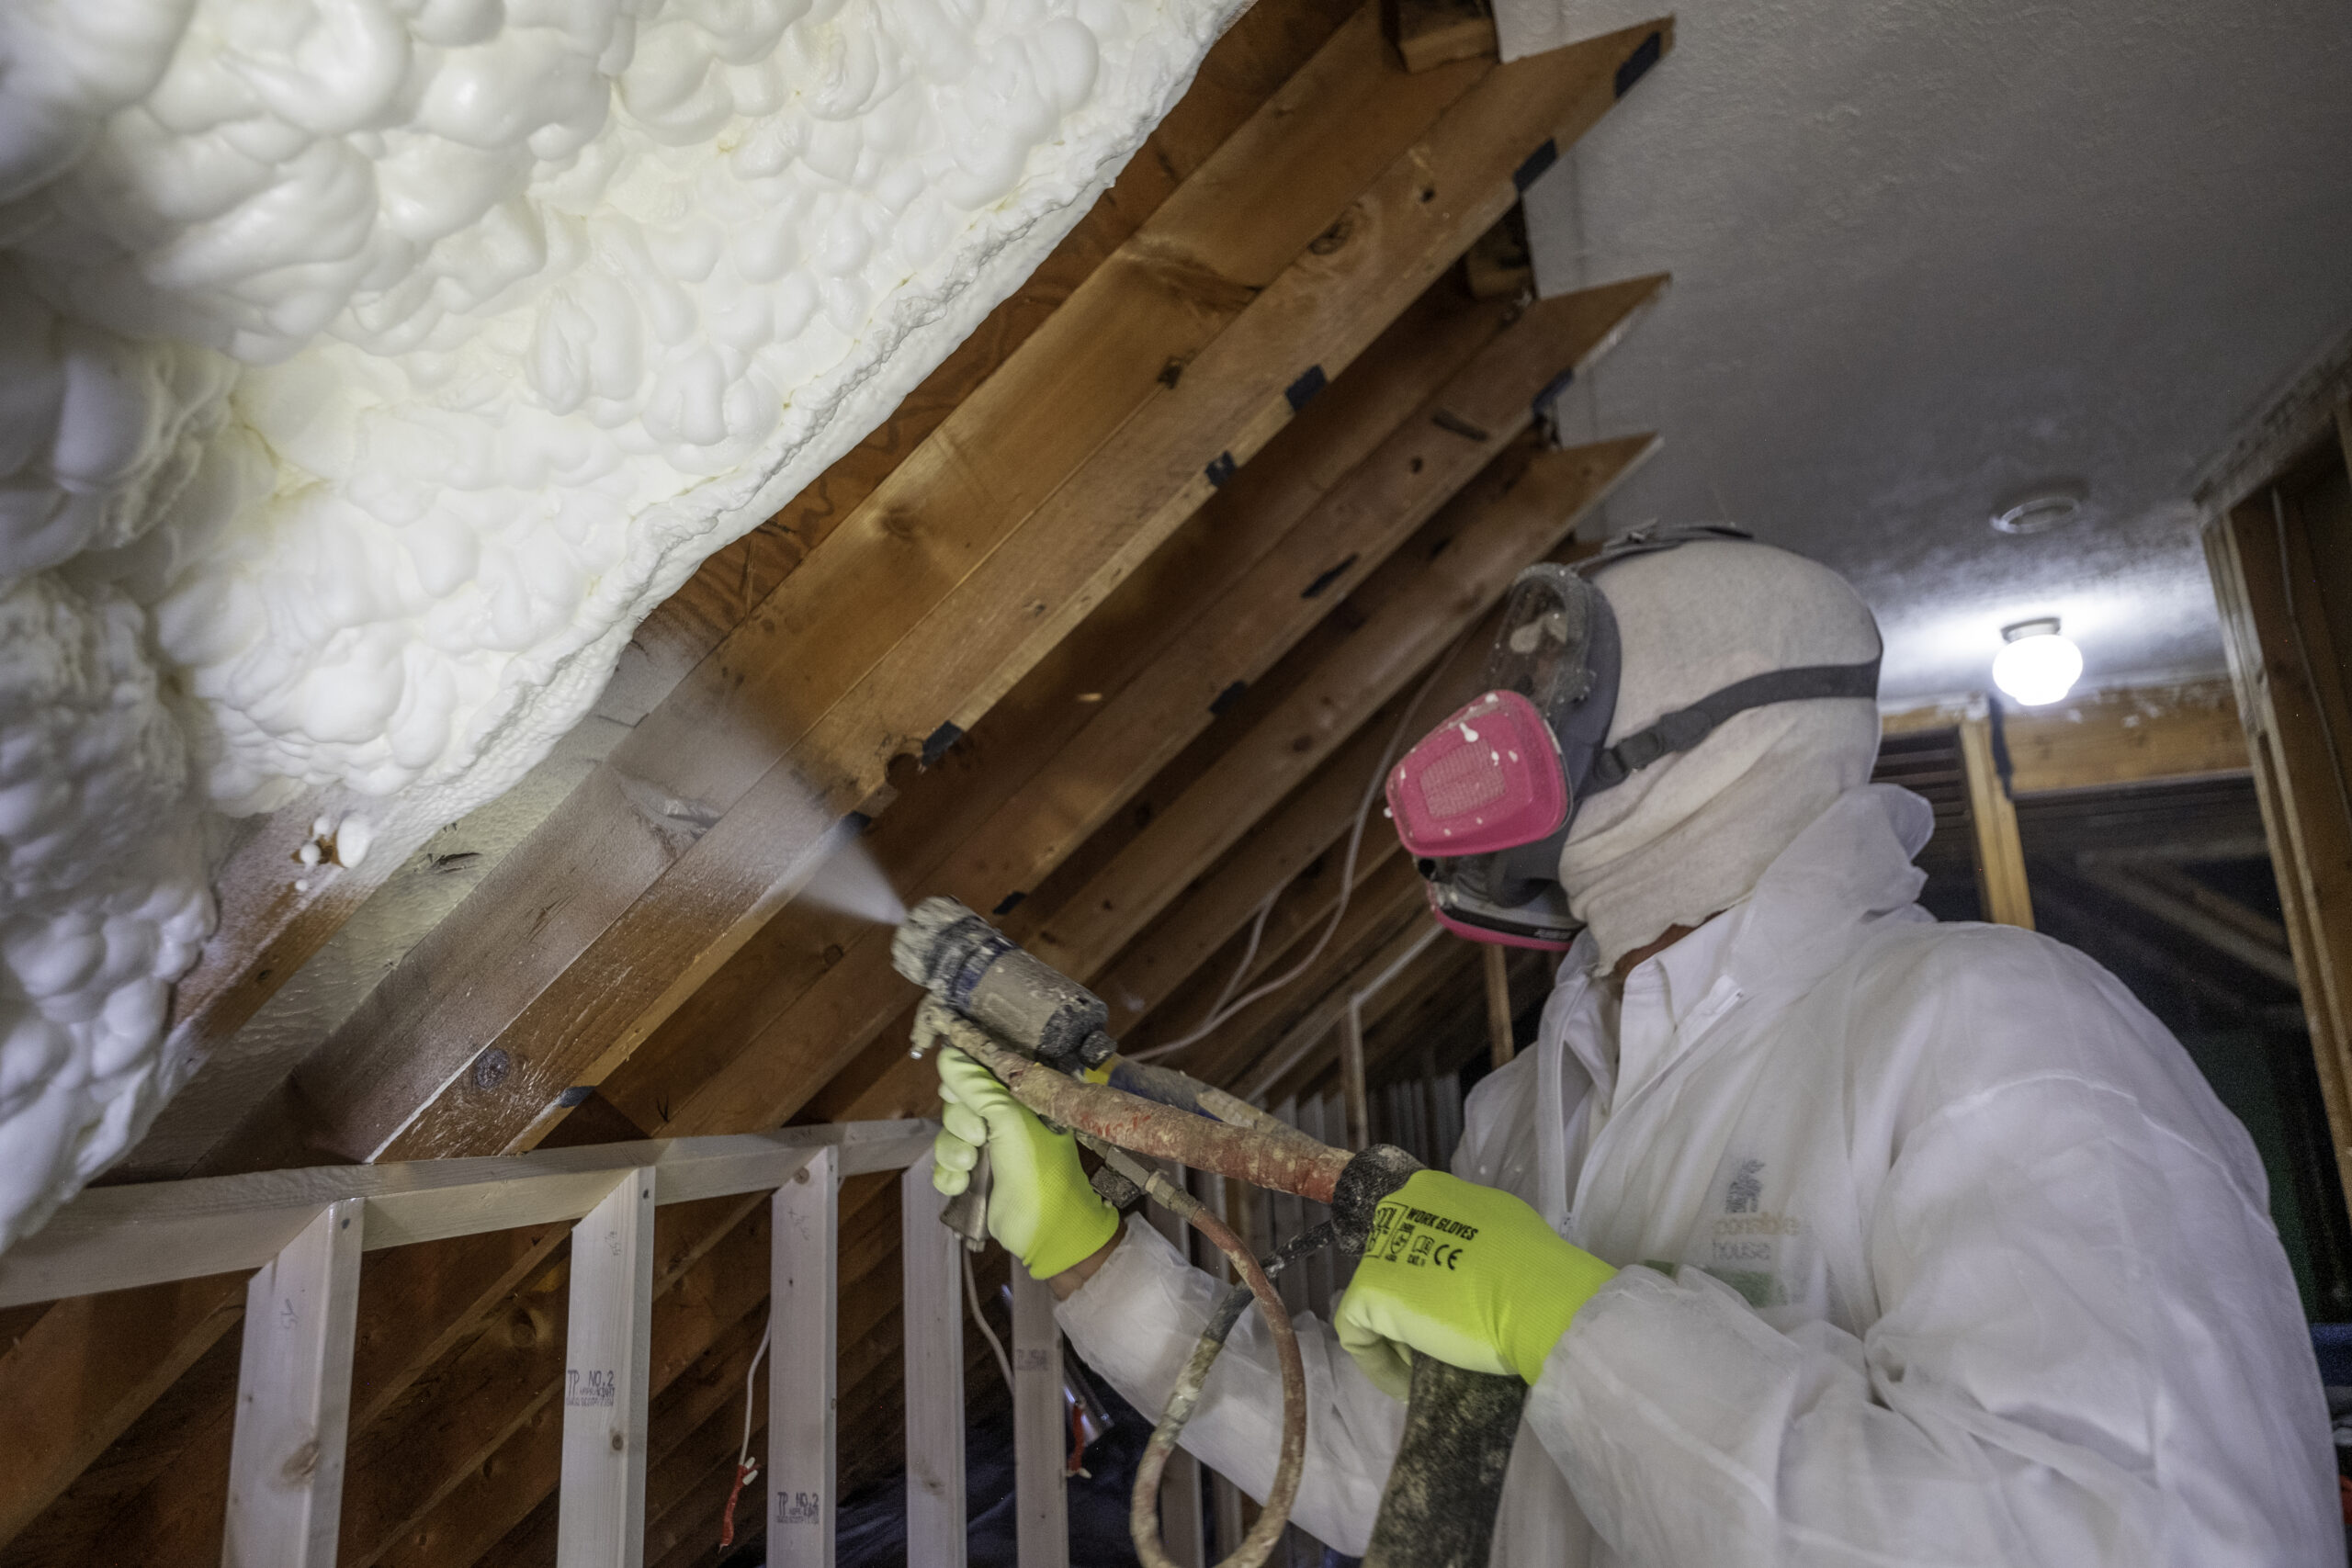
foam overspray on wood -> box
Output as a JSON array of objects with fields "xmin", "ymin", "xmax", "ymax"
[{"xmin": 0, "ymin": 0, "xmax": 1251, "ymax": 1250}]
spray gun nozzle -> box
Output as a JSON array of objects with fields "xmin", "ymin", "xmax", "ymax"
[{"xmin": 893, "ymin": 897, "xmax": 1116, "ymax": 1072}]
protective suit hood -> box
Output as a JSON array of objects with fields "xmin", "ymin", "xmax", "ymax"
[{"xmin": 1557, "ymin": 536, "xmax": 1884, "ymax": 971}]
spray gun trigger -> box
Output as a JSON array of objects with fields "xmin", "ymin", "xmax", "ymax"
[{"xmin": 942, "ymin": 1148, "xmax": 990, "ymax": 1250}]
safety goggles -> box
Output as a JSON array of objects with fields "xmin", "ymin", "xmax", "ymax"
[{"xmin": 1385, "ymin": 525, "xmax": 1881, "ymax": 950}]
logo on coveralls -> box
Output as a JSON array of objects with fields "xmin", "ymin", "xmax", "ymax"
[
  {"xmin": 1369, "ymin": 1201, "xmax": 1478, "ymax": 1270},
  {"xmin": 1707, "ymin": 1158, "xmax": 1802, "ymax": 1307}
]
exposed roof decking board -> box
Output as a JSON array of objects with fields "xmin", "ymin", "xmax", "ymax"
[{"xmin": 2, "ymin": 10, "xmax": 1680, "ymax": 1561}]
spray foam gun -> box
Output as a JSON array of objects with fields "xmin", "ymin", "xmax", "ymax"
[{"xmin": 892, "ymin": 897, "xmax": 1524, "ymax": 1568}]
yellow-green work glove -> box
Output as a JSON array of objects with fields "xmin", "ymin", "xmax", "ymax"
[
  {"xmin": 932, "ymin": 1046, "xmax": 1119, "ymax": 1280},
  {"xmin": 1335, "ymin": 1170, "xmax": 1616, "ymax": 1399}
]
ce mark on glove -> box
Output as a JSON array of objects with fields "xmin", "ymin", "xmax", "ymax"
[
  {"xmin": 1337, "ymin": 1170, "xmax": 1618, "ymax": 1399},
  {"xmin": 1371, "ymin": 1205, "xmax": 1475, "ymax": 1270}
]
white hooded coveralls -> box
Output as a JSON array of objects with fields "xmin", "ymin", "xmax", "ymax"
[{"xmin": 1056, "ymin": 784, "xmax": 2342, "ymax": 1564}]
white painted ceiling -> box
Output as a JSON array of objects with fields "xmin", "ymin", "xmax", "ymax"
[{"xmin": 1510, "ymin": 0, "xmax": 2352, "ymax": 703}]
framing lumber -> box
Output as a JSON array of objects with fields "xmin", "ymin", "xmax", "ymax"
[
  {"xmin": 220, "ymin": 17, "xmax": 1675, "ymax": 1185},
  {"xmin": 141, "ymin": 0, "xmax": 1366, "ymax": 1181},
  {"xmin": 1882, "ymin": 680, "xmax": 2249, "ymax": 794},
  {"xmin": 2071, "ymin": 857, "xmax": 2296, "ymax": 986},
  {"xmin": 6, "ymin": 15, "xmax": 1684, "ymax": 1549},
  {"xmin": 2207, "ymin": 460, "xmax": 2352, "ymax": 1200},
  {"xmin": 232, "ymin": 5, "xmax": 1508, "ymax": 1174},
  {"xmin": 13, "ymin": 1223, "xmax": 577, "ymax": 1568},
  {"xmin": 0, "ymin": 1270, "xmax": 246, "ymax": 1547},
  {"xmin": 900, "ymin": 1157, "xmax": 967, "ymax": 1568},
  {"xmin": 604, "ymin": 275, "xmax": 1521, "ymax": 1126},
  {"xmin": 646, "ymin": 333, "xmax": 1661, "ymax": 1147},
  {"xmin": 1384, "ymin": 0, "xmax": 1498, "ymax": 72},
  {"xmin": 1030, "ymin": 436, "xmax": 1648, "ymax": 979},
  {"xmin": 221, "ymin": 1199, "xmax": 364, "ymax": 1568},
  {"xmin": 809, "ymin": 438, "xmax": 1647, "ymax": 1129},
  {"xmin": 14, "ymin": 1156, "xmax": 891, "ymax": 1568},
  {"xmin": 376, "ymin": 1179, "xmax": 910, "ymax": 1568},
  {"xmin": 332, "ymin": 1194, "xmax": 752, "ymax": 1568},
  {"xmin": 1011, "ymin": 1269, "xmax": 1069, "ymax": 1568},
  {"xmin": 1483, "ymin": 945, "xmax": 1517, "ymax": 1067},
  {"xmin": 769, "ymin": 1145, "xmax": 840, "ymax": 1568},
  {"xmin": 0, "ymin": 1123, "xmax": 924, "ymax": 1309},
  {"xmin": 556, "ymin": 1171, "xmax": 658, "ymax": 1568},
  {"xmin": 1958, "ymin": 708, "xmax": 2035, "ymax": 929}
]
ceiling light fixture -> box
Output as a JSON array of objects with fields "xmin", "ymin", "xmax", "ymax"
[
  {"xmin": 1992, "ymin": 617, "xmax": 2082, "ymax": 706},
  {"xmin": 1991, "ymin": 492, "xmax": 2084, "ymax": 535}
]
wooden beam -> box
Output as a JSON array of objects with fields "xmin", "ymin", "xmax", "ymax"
[
  {"xmin": 32, "ymin": 1223, "xmax": 579, "ymax": 1568},
  {"xmin": 1011, "ymin": 1269, "xmax": 1069, "ymax": 1568},
  {"xmin": 2070, "ymin": 860, "xmax": 2299, "ymax": 987},
  {"xmin": 899, "ymin": 1158, "xmax": 965, "ymax": 1568},
  {"xmin": 494, "ymin": 1304, "xmax": 780, "ymax": 1568},
  {"xmin": 1958, "ymin": 708, "xmax": 2034, "ymax": 929},
  {"xmin": 221, "ymin": 1199, "xmax": 364, "ymax": 1568},
  {"xmin": 895, "ymin": 276, "xmax": 1664, "ymax": 935},
  {"xmin": 648, "ymin": 372, "xmax": 1658, "ymax": 1154},
  {"xmin": 1029, "ymin": 436, "xmax": 1650, "ymax": 981},
  {"xmin": 1883, "ymin": 681, "xmax": 2250, "ymax": 794},
  {"xmin": 1338, "ymin": 1005, "xmax": 1371, "ymax": 1151},
  {"xmin": 557, "ymin": 1171, "xmax": 657, "ymax": 1568},
  {"xmin": 1246, "ymin": 903, "xmax": 1458, "ymax": 1110},
  {"xmin": 605, "ymin": 276, "xmax": 1520, "ymax": 1127},
  {"xmin": 0, "ymin": 1270, "xmax": 246, "ymax": 1549},
  {"xmin": 228, "ymin": 18, "xmax": 1675, "ymax": 1185},
  {"xmin": 2004, "ymin": 682, "xmax": 2249, "ymax": 793},
  {"xmin": 654, "ymin": 432, "xmax": 1655, "ymax": 1154},
  {"xmin": 2207, "ymin": 474, "xmax": 2352, "ymax": 1201},
  {"xmin": 141, "ymin": 0, "xmax": 1367, "ymax": 1182},
  {"xmin": 1216, "ymin": 855, "xmax": 1437, "ymax": 1100},
  {"xmin": 1383, "ymin": 0, "xmax": 1497, "ymax": 71},
  {"xmin": 230, "ymin": 5, "xmax": 1510, "ymax": 1174},
  {"xmin": 0, "ymin": 1123, "xmax": 927, "ymax": 1310},
  {"xmin": 1482, "ymin": 945, "xmax": 1516, "ymax": 1068},
  {"xmin": 368, "ymin": 1178, "xmax": 903, "ymax": 1568},
  {"xmin": 769, "ymin": 1147, "xmax": 839, "ymax": 1568},
  {"xmin": 813, "ymin": 435, "xmax": 1650, "ymax": 1140}
]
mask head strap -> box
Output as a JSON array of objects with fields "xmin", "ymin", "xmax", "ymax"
[{"xmin": 1584, "ymin": 657, "xmax": 1883, "ymax": 793}]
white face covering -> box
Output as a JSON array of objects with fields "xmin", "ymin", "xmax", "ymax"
[{"xmin": 1555, "ymin": 538, "xmax": 1884, "ymax": 972}]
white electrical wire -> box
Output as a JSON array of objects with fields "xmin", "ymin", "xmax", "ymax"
[
  {"xmin": 1130, "ymin": 635, "xmax": 1471, "ymax": 1062},
  {"xmin": 965, "ymin": 1247, "xmax": 1017, "ymax": 1397},
  {"xmin": 736, "ymin": 1321, "xmax": 772, "ymax": 1477}
]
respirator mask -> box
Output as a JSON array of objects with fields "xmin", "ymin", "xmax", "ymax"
[{"xmin": 1385, "ymin": 525, "xmax": 1882, "ymax": 949}]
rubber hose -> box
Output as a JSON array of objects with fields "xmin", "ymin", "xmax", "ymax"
[{"xmin": 1127, "ymin": 1196, "xmax": 1306, "ymax": 1568}]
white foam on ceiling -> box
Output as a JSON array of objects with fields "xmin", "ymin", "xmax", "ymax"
[{"xmin": 0, "ymin": 0, "xmax": 1239, "ymax": 1247}]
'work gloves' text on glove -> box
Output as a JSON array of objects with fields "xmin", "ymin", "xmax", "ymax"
[
  {"xmin": 932, "ymin": 1045, "xmax": 1120, "ymax": 1280},
  {"xmin": 1335, "ymin": 1169, "xmax": 1616, "ymax": 1399}
]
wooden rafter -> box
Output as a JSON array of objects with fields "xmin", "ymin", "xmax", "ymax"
[
  {"xmin": 205, "ymin": 17, "xmax": 1672, "ymax": 1185},
  {"xmin": 4, "ymin": 8, "xmax": 1683, "ymax": 1561}
]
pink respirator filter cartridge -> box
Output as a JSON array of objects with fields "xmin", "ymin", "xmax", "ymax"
[{"xmin": 1385, "ymin": 690, "xmax": 1568, "ymax": 858}]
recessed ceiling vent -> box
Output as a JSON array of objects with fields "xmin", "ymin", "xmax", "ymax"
[{"xmin": 1991, "ymin": 491, "xmax": 2086, "ymax": 536}]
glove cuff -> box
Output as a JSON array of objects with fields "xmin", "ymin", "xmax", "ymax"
[
  {"xmin": 1024, "ymin": 1193, "xmax": 1120, "ymax": 1280},
  {"xmin": 1506, "ymin": 1247, "xmax": 1618, "ymax": 1384}
]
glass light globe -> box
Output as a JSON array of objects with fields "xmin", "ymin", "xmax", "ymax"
[{"xmin": 1992, "ymin": 621, "xmax": 2082, "ymax": 706}]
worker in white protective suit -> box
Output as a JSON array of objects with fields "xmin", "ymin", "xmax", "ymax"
[{"xmin": 930, "ymin": 528, "xmax": 2342, "ymax": 1564}]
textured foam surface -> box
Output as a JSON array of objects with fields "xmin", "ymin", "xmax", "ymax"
[{"xmin": 0, "ymin": 0, "xmax": 1238, "ymax": 1247}]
